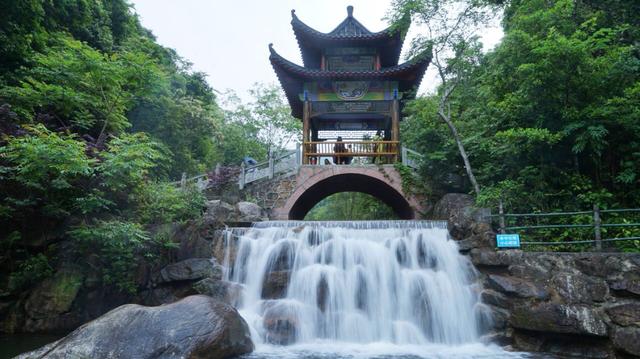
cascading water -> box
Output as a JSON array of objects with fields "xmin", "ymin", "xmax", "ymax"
[{"xmin": 222, "ymin": 221, "xmax": 541, "ymax": 358}]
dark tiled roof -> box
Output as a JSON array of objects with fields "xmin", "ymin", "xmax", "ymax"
[
  {"xmin": 269, "ymin": 44, "xmax": 432, "ymax": 119},
  {"xmin": 290, "ymin": 7, "xmax": 410, "ymax": 68}
]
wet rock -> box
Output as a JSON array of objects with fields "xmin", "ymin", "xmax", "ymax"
[
  {"xmin": 551, "ymin": 273, "xmax": 608, "ymax": 303},
  {"xmin": 261, "ymin": 271, "xmax": 290, "ymax": 299},
  {"xmin": 480, "ymin": 289, "xmax": 509, "ymax": 308},
  {"xmin": 157, "ymin": 258, "xmax": 222, "ymax": 283},
  {"xmin": 262, "ymin": 301, "xmax": 299, "ymax": 345},
  {"xmin": 511, "ymin": 303, "xmax": 608, "ymax": 336},
  {"xmin": 193, "ymin": 278, "xmax": 244, "ymax": 307},
  {"xmin": 236, "ymin": 201, "xmax": 266, "ymax": 222},
  {"xmin": 317, "ymin": 276, "xmax": 329, "ymax": 312},
  {"xmin": 267, "ymin": 241, "xmax": 296, "ymax": 271},
  {"xmin": 612, "ymin": 327, "xmax": 640, "ymax": 356},
  {"xmin": 606, "ymin": 302, "xmax": 640, "ymax": 327},
  {"xmin": 487, "ymin": 274, "xmax": 548, "ymax": 299},
  {"xmin": 470, "ymin": 248, "xmax": 522, "ymax": 267},
  {"xmin": 513, "ymin": 331, "xmax": 610, "ymax": 359},
  {"xmin": 17, "ymin": 295, "xmax": 253, "ymax": 359}
]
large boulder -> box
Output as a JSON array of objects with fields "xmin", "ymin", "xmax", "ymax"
[
  {"xmin": 432, "ymin": 193, "xmax": 476, "ymax": 240},
  {"xmin": 612, "ymin": 327, "xmax": 640, "ymax": 356},
  {"xmin": 510, "ymin": 303, "xmax": 608, "ymax": 337},
  {"xmin": 204, "ymin": 200, "xmax": 236, "ymax": 223},
  {"xmin": 236, "ymin": 202, "xmax": 266, "ymax": 222},
  {"xmin": 487, "ymin": 274, "xmax": 548, "ymax": 299},
  {"xmin": 157, "ymin": 258, "xmax": 222, "ymax": 284},
  {"xmin": 17, "ymin": 295, "xmax": 253, "ymax": 359}
]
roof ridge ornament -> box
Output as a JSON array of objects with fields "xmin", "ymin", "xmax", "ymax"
[{"xmin": 347, "ymin": 5, "xmax": 354, "ymax": 17}]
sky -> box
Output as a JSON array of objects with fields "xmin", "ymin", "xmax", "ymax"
[{"xmin": 130, "ymin": 0, "xmax": 503, "ymax": 100}]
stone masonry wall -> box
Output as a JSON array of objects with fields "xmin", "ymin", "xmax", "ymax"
[{"xmin": 436, "ymin": 193, "xmax": 640, "ymax": 358}]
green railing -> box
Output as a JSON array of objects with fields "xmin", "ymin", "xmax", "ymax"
[{"xmin": 492, "ymin": 203, "xmax": 640, "ymax": 251}]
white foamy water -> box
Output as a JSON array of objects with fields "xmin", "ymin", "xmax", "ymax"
[{"xmin": 222, "ymin": 221, "xmax": 539, "ymax": 358}]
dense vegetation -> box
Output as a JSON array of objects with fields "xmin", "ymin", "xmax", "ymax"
[
  {"xmin": 388, "ymin": 0, "xmax": 640, "ymax": 249},
  {"xmin": 305, "ymin": 192, "xmax": 398, "ymax": 221},
  {"xmin": 1, "ymin": 0, "xmax": 638, "ymax": 292},
  {"xmin": 0, "ymin": 0, "xmax": 297, "ymax": 295}
]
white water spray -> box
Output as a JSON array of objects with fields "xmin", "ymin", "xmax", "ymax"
[{"xmin": 223, "ymin": 221, "xmax": 491, "ymax": 348}]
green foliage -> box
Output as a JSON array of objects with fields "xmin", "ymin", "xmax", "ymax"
[
  {"xmin": 7, "ymin": 253, "xmax": 54, "ymax": 292},
  {"xmin": 137, "ymin": 183, "xmax": 205, "ymax": 225},
  {"xmin": 305, "ymin": 192, "xmax": 398, "ymax": 221},
  {"xmin": 98, "ymin": 132, "xmax": 166, "ymax": 192},
  {"xmin": 0, "ymin": 125, "xmax": 94, "ymax": 218},
  {"xmin": 221, "ymin": 84, "xmax": 301, "ymax": 162},
  {"xmin": 69, "ymin": 221, "xmax": 151, "ymax": 294}
]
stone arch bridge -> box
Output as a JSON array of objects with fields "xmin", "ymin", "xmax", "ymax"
[
  {"xmin": 233, "ymin": 147, "xmax": 426, "ymax": 219},
  {"xmin": 243, "ymin": 164, "xmax": 425, "ymax": 220},
  {"xmin": 181, "ymin": 149, "xmax": 426, "ymax": 220}
]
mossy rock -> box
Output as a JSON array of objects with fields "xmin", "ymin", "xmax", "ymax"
[{"xmin": 24, "ymin": 268, "xmax": 84, "ymax": 319}]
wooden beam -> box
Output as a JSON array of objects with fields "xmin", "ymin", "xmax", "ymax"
[
  {"xmin": 303, "ymin": 100, "xmax": 310, "ymax": 164},
  {"xmin": 391, "ymin": 99, "xmax": 400, "ymax": 161}
]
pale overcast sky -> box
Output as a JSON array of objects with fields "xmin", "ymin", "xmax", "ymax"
[{"xmin": 130, "ymin": 1, "xmax": 502, "ymax": 100}]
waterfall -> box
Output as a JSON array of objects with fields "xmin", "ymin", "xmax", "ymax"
[{"xmin": 221, "ymin": 221, "xmax": 532, "ymax": 358}]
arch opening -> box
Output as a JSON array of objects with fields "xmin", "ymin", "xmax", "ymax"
[
  {"xmin": 305, "ymin": 192, "xmax": 399, "ymax": 220},
  {"xmin": 288, "ymin": 173, "xmax": 414, "ymax": 220}
]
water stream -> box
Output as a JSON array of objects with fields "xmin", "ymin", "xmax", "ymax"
[{"xmin": 223, "ymin": 220, "xmax": 549, "ymax": 358}]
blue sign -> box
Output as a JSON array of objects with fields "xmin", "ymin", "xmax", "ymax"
[{"xmin": 497, "ymin": 234, "xmax": 520, "ymax": 248}]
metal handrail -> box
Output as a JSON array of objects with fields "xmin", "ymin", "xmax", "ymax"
[{"xmin": 495, "ymin": 202, "xmax": 640, "ymax": 251}]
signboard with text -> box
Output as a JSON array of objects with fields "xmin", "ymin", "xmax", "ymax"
[{"xmin": 496, "ymin": 234, "xmax": 521, "ymax": 248}]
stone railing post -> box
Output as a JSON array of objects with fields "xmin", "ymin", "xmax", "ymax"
[
  {"xmin": 295, "ymin": 143, "xmax": 301, "ymax": 168},
  {"xmin": 498, "ymin": 198, "xmax": 506, "ymax": 234},
  {"xmin": 239, "ymin": 162, "xmax": 246, "ymax": 190},
  {"xmin": 180, "ymin": 172, "xmax": 187, "ymax": 189},
  {"xmin": 401, "ymin": 146, "xmax": 408, "ymax": 166},
  {"xmin": 268, "ymin": 152, "xmax": 274, "ymax": 179},
  {"xmin": 593, "ymin": 204, "xmax": 602, "ymax": 251}
]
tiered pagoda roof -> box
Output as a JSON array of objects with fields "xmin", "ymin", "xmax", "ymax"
[
  {"xmin": 291, "ymin": 7, "xmax": 409, "ymax": 68},
  {"xmin": 270, "ymin": 6, "xmax": 432, "ymax": 119}
]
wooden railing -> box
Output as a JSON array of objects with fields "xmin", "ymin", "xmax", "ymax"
[{"xmin": 303, "ymin": 141, "xmax": 399, "ymax": 164}]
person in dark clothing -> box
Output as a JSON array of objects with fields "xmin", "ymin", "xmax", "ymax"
[
  {"xmin": 345, "ymin": 144, "xmax": 353, "ymax": 165},
  {"xmin": 333, "ymin": 137, "xmax": 347, "ymax": 164}
]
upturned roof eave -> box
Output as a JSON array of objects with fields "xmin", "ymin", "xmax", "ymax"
[
  {"xmin": 290, "ymin": 10, "xmax": 410, "ymax": 68},
  {"xmin": 269, "ymin": 44, "xmax": 432, "ymax": 119}
]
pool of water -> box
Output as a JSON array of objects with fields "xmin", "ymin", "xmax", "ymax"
[
  {"xmin": 0, "ymin": 334, "xmax": 61, "ymax": 359},
  {"xmin": 239, "ymin": 342, "xmax": 559, "ymax": 359},
  {"xmin": 3, "ymin": 336, "xmax": 561, "ymax": 358}
]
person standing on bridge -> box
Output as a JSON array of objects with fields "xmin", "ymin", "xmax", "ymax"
[{"xmin": 333, "ymin": 137, "xmax": 347, "ymax": 165}]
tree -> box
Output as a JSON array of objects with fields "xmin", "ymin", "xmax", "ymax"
[{"xmin": 388, "ymin": 0, "xmax": 499, "ymax": 195}]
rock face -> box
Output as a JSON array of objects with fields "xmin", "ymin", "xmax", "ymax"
[
  {"xmin": 511, "ymin": 303, "xmax": 608, "ymax": 336},
  {"xmin": 469, "ymin": 248, "xmax": 640, "ymax": 358},
  {"xmin": 432, "ymin": 193, "xmax": 476, "ymax": 240},
  {"xmin": 157, "ymin": 258, "xmax": 222, "ymax": 283},
  {"xmin": 17, "ymin": 295, "xmax": 253, "ymax": 359},
  {"xmin": 22, "ymin": 268, "xmax": 85, "ymax": 333},
  {"xmin": 204, "ymin": 200, "xmax": 267, "ymax": 224}
]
